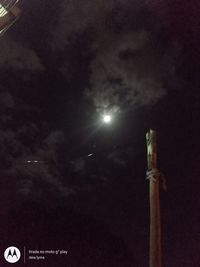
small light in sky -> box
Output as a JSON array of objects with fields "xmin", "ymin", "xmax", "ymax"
[
  {"xmin": 103, "ymin": 114, "xmax": 112, "ymax": 123},
  {"xmin": 26, "ymin": 160, "xmax": 39, "ymax": 163}
]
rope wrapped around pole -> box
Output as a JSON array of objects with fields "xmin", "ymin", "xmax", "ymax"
[{"xmin": 146, "ymin": 168, "xmax": 161, "ymax": 182}]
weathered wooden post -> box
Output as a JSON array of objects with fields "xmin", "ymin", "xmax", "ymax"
[{"xmin": 146, "ymin": 129, "xmax": 162, "ymax": 267}]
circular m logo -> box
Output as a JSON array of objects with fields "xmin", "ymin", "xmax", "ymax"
[{"xmin": 4, "ymin": 246, "xmax": 21, "ymax": 263}]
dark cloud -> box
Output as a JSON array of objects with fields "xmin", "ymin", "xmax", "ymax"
[
  {"xmin": 0, "ymin": 90, "xmax": 74, "ymax": 208},
  {"xmin": 107, "ymin": 151, "xmax": 127, "ymax": 169},
  {"xmin": 51, "ymin": 0, "xmax": 116, "ymax": 50},
  {"xmin": 0, "ymin": 127, "xmax": 75, "ymax": 208},
  {"xmin": 51, "ymin": 0, "xmax": 179, "ymax": 112},
  {"xmin": 70, "ymin": 157, "xmax": 86, "ymax": 173},
  {"xmin": 45, "ymin": 130, "xmax": 65, "ymax": 150},
  {"xmin": 86, "ymin": 8, "xmax": 179, "ymax": 112},
  {"xmin": 51, "ymin": 0, "xmax": 149, "ymax": 50},
  {"xmin": 0, "ymin": 91, "xmax": 15, "ymax": 110},
  {"xmin": 0, "ymin": 35, "xmax": 44, "ymax": 72}
]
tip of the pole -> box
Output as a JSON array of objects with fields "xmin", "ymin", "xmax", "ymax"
[
  {"xmin": 146, "ymin": 129, "xmax": 157, "ymax": 135},
  {"xmin": 146, "ymin": 129, "xmax": 157, "ymax": 142}
]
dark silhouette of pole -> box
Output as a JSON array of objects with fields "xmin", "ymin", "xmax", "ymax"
[{"xmin": 146, "ymin": 129, "xmax": 162, "ymax": 267}]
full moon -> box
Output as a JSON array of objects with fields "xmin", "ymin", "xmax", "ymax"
[{"xmin": 103, "ymin": 114, "xmax": 112, "ymax": 123}]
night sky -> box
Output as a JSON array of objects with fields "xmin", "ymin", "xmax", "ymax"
[{"xmin": 0, "ymin": 0, "xmax": 200, "ymax": 266}]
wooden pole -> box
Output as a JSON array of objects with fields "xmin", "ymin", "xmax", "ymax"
[{"xmin": 146, "ymin": 129, "xmax": 162, "ymax": 267}]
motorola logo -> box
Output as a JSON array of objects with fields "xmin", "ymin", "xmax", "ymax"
[{"xmin": 4, "ymin": 246, "xmax": 21, "ymax": 263}]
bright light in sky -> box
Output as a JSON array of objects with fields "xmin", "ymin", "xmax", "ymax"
[{"xmin": 103, "ymin": 114, "xmax": 112, "ymax": 123}]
